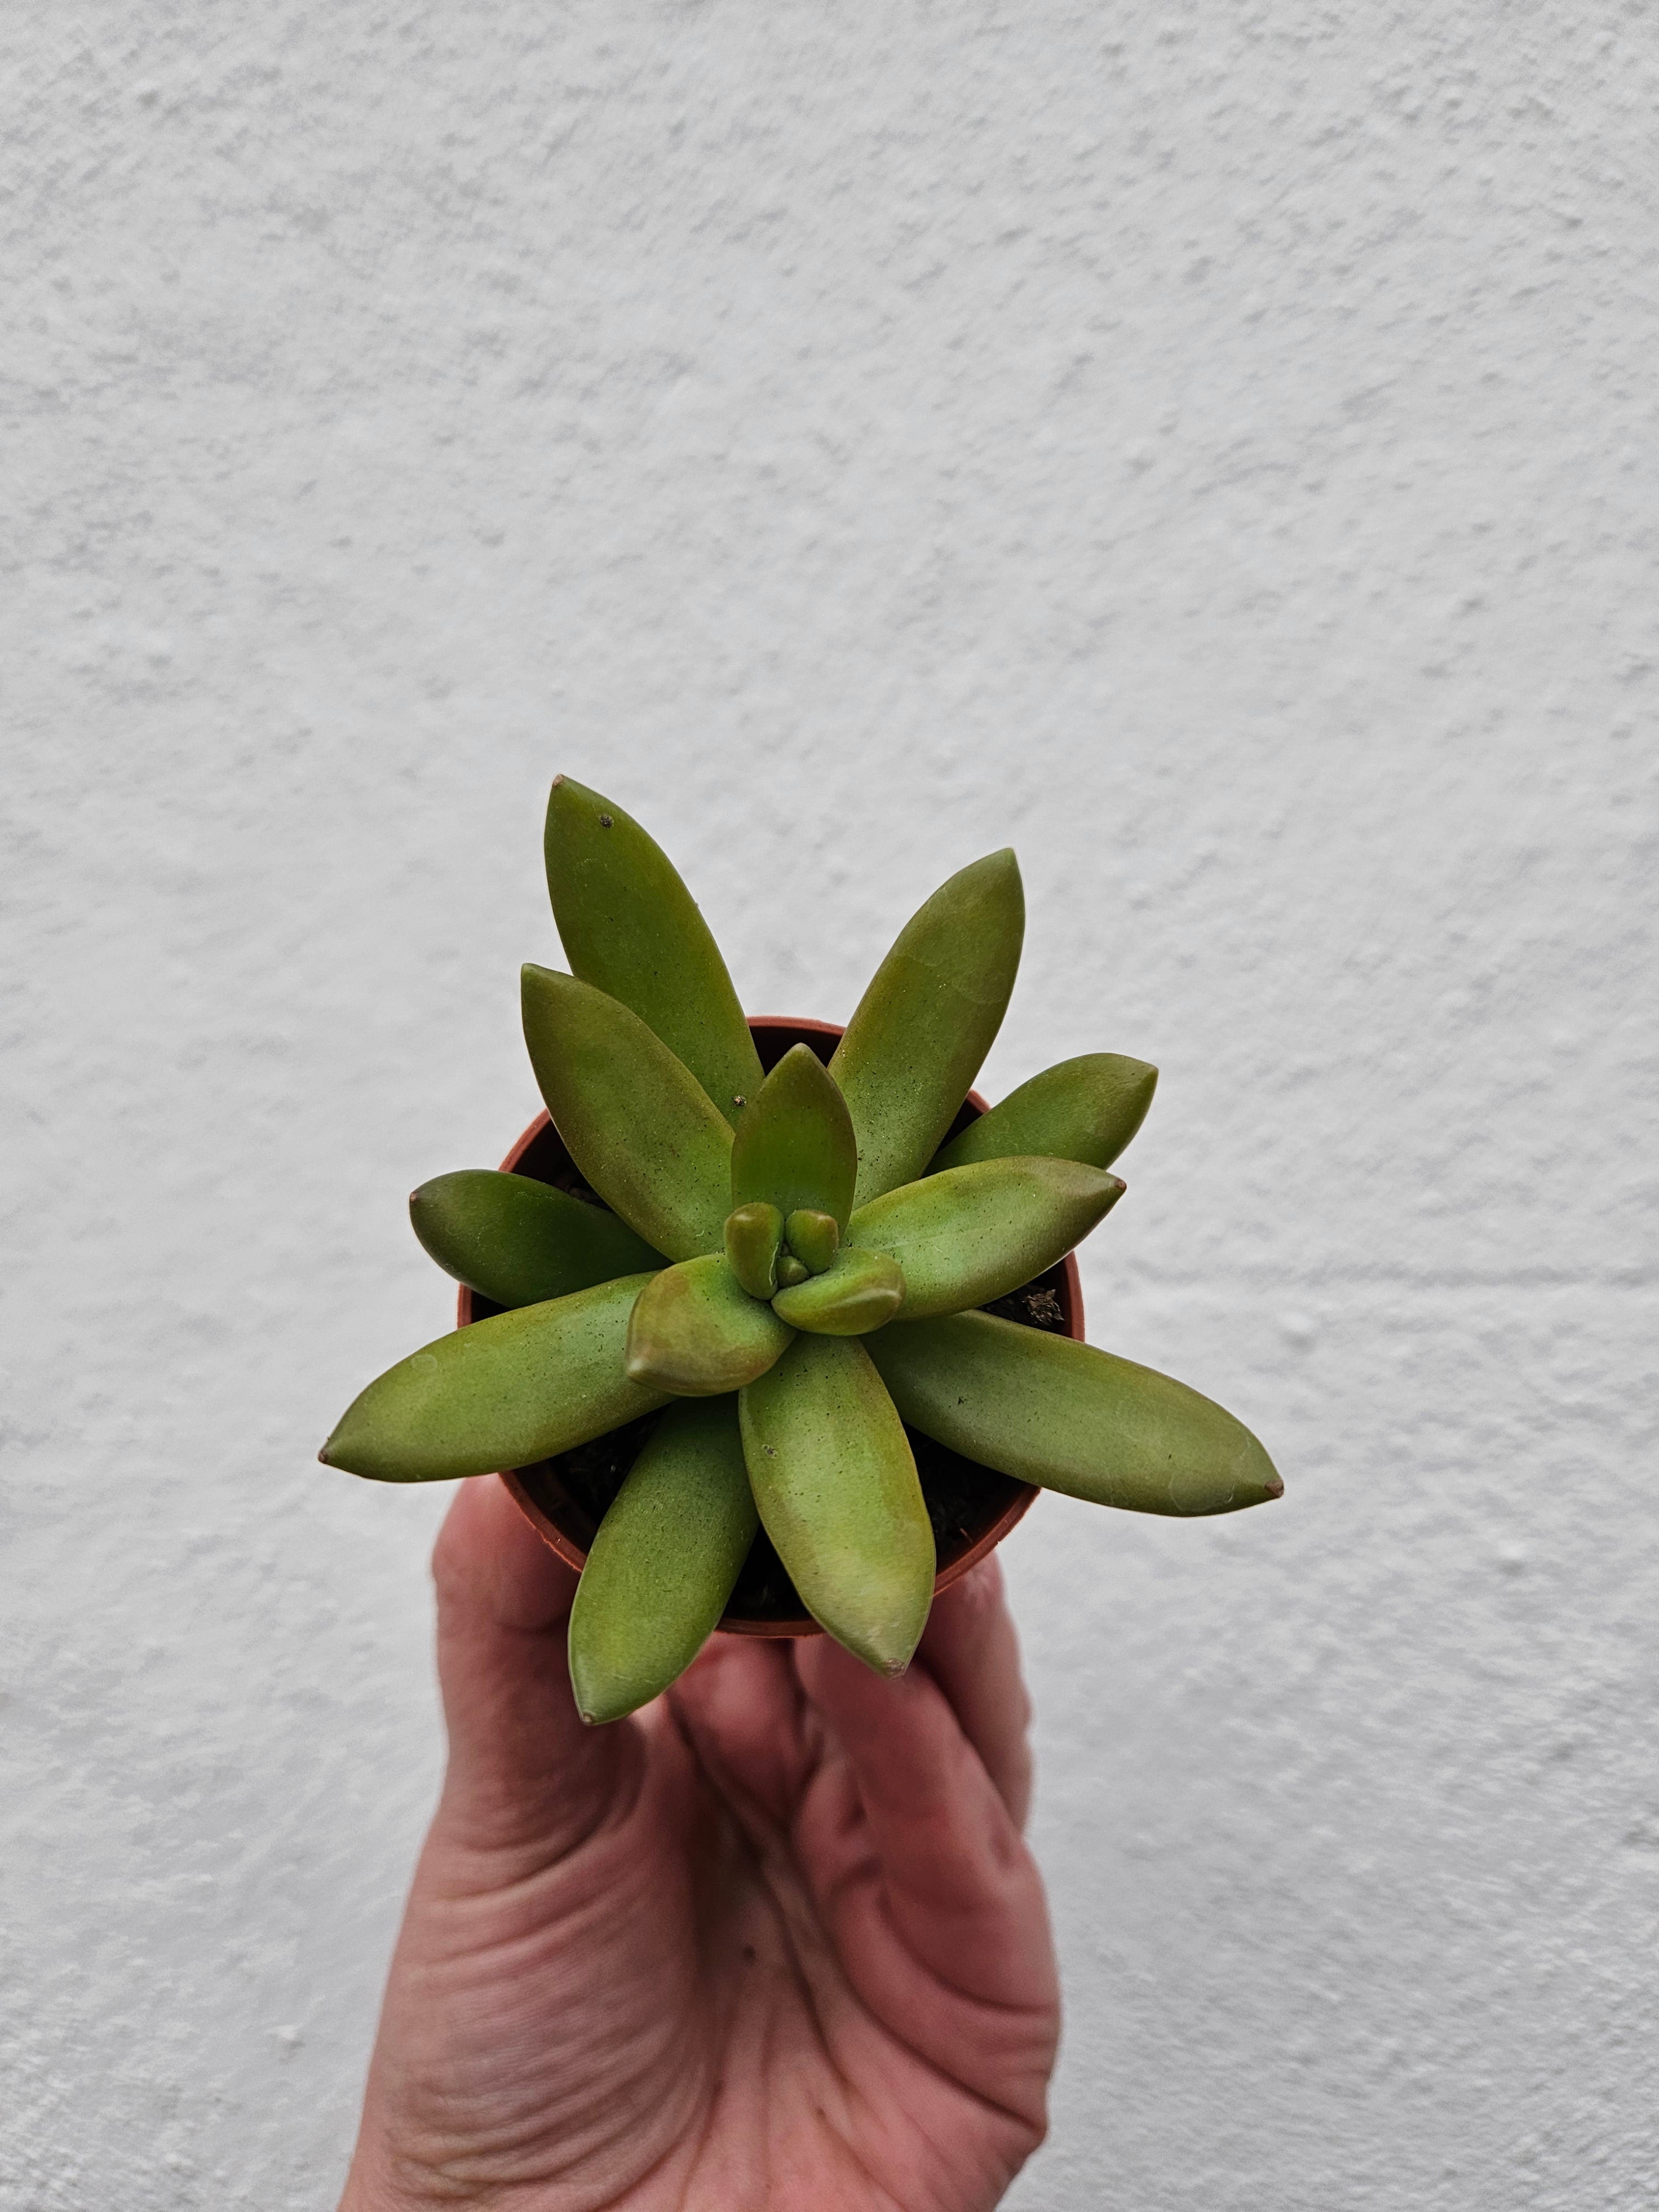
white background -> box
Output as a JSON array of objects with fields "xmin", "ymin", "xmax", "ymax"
[{"xmin": 4, "ymin": 5, "xmax": 1656, "ymax": 2206}]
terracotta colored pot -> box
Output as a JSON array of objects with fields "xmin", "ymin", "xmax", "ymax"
[{"xmin": 462, "ymin": 1016, "xmax": 1084, "ymax": 1636}]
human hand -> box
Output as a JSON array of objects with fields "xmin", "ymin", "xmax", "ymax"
[{"xmin": 338, "ymin": 1474, "xmax": 1060, "ymax": 2211}]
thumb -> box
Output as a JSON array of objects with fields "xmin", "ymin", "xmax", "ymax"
[{"xmin": 429, "ymin": 1475, "xmax": 638, "ymax": 1869}]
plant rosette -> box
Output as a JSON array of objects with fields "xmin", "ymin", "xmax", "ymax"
[
  {"xmin": 322, "ymin": 778, "xmax": 1282, "ymax": 1723},
  {"xmin": 467, "ymin": 1017, "xmax": 1081, "ymax": 1644}
]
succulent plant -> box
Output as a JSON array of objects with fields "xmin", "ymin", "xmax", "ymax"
[{"xmin": 321, "ymin": 777, "xmax": 1281, "ymax": 1721}]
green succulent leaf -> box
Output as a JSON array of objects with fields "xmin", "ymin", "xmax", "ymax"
[
  {"xmin": 567, "ymin": 1396, "xmax": 759, "ymax": 1725},
  {"xmin": 784, "ymin": 1208, "xmax": 839, "ymax": 1275},
  {"xmin": 521, "ymin": 965, "xmax": 733, "ymax": 1261},
  {"xmin": 544, "ymin": 777, "xmax": 763, "ymax": 1124},
  {"xmin": 770, "ymin": 1245, "xmax": 906, "ymax": 1336},
  {"xmin": 410, "ymin": 1169, "xmax": 664, "ymax": 1310},
  {"xmin": 740, "ymin": 1335, "xmax": 934, "ymax": 1676},
  {"xmin": 625, "ymin": 1254, "xmax": 794, "ymax": 1395},
  {"xmin": 320, "ymin": 1273, "xmax": 667, "ymax": 1483},
  {"xmin": 830, "ymin": 851, "xmax": 1025, "ymax": 1209},
  {"xmin": 932, "ymin": 1053, "xmax": 1159, "ymax": 1174},
  {"xmin": 775, "ymin": 1254, "xmax": 810, "ymax": 1288},
  {"xmin": 724, "ymin": 1200, "xmax": 784, "ymax": 1299},
  {"xmin": 729, "ymin": 1042, "xmax": 858, "ymax": 1228},
  {"xmin": 851, "ymin": 1156, "xmax": 1123, "ymax": 1321},
  {"xmin": 867, "ymin": 1312, "xmax": 1283, "ymax": 1517}
]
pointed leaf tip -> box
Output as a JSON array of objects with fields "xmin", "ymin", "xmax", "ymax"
[
  {"xmin": 544, "ymin": 780, "xmax": 761, "ymax": 1121},
  {"xmin": 567, "ymin": 1397, "xmax": 759, "ymax": 1720},
  {"xmin": 933, "ymin": 1053, "xmax": 1159, "ymax": 1175},
  {"xmin": 868, "ymin": 1312, "xmax": 1281, "ymax": 1519},
  {"xmin": 740, "ymin": 1335, "xmax": 933, "ymax": 1676},
  {"xmin": 730, "ymin": 1042, "xmax": 858, "ymax": 1227},
  {"xmin": 322, "ymin": 1272, "xmax": 667, "ymax": 1483},
  {"xmin": 831, "ymin": 849, "xmax": 1025, "ymax": 1207}
]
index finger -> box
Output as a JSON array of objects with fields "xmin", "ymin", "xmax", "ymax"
[{"xmin": 914, "ymin": 1554, "xmax": 1034, "ymax": 1828}]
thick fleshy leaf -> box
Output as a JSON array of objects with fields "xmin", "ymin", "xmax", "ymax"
[
  {"xmin": 784, "ymin": 1208, "xmax": 839, "ymax": 1275},
  {"xmin": 625, "ymin": 1254, "xmax": 794, "ymax": 1395},
  {"xmin": 770, "ymin": 1245, "xmax": 906, "ymax": 1335},
  {"xmin": 932, "ymin": 1053, "xmax": 1158, "ymax": 1174},
  {"xmin": 729, "ymin": 1043, "xmax": 858, "ymax": 1228},
  {"xmin": 410, "ymin": 1169, "xmax": 664, "ymax": 1310},
  {"xmin": 868, "ymin": 1312, "xmax": 1282, "ymax": 1517},
  {"xmin": 739, "ymin": 1335, "xmax": 933, "ymax": 1674},
  {"xmin": 568, "ymin": 1397, "xmax": 758, "ymax": 1724},
  {"xmin": 544, "ymin": 776, "xmax": 763, "ymax": 1124},
  {"xmin": 851, "ymin": 1156, "xmax": 1123, "ymax": 1320},
  {"xmin": 830, "ymin": 851, "xmax": 1025, "ymax": 1208},
  {"xmin": 320, "ymin": 1273, "xmax": 666, "ymax": 1483},
  {"xmin": 724, "ymin": 1200, "xmax": 784, "ymax": 1299},
  {"xmin": 521, "ymin": 965, "xmax": 733, "ymax": 1261}
]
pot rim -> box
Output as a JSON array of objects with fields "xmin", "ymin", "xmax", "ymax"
[{"xmin": 468, "ymin": 1015, "xmax": 1083, "ymax": 1636}]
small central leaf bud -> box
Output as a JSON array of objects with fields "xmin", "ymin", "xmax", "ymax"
[
  {"xmin": 784, "ymin": 1209, "xmax": 840, "ymax": 1275},
  {"xmin": 724, "ymin": 1201, "xmax": 784, "ymax": 1300},
  {"xmin": 775, "ymin": 1254, "xmax": 811, "ymax": 1290}
]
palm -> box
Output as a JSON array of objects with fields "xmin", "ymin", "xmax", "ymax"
[{"xmin": 342, "ymin": 1478, "xmax": 1058, "ymax": 2211}]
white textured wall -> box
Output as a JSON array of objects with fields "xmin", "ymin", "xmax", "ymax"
[{"xmin": 3, "ymin": 5, "xmax": 1656, "ymax": 2205}]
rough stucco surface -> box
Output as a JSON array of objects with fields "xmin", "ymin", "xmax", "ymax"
[{"xmin": 3, "ymin": 3, "xmax": 1656, "ymax": 2205}]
